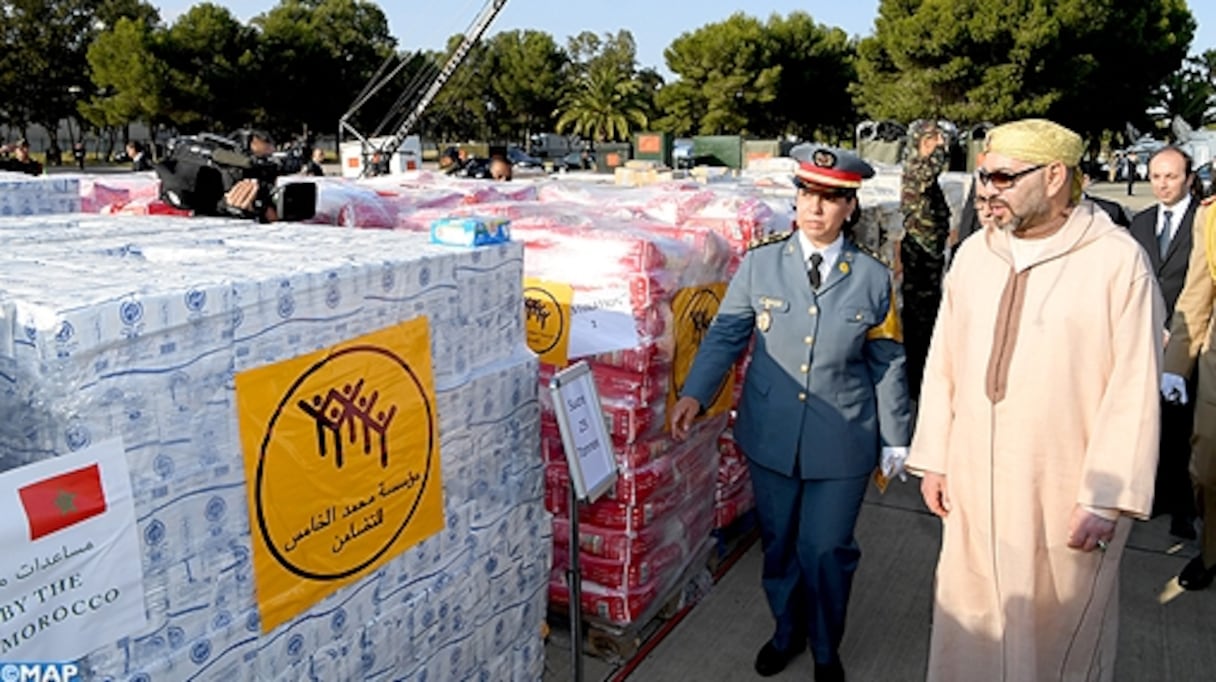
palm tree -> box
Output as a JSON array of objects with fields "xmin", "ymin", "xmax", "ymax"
[
  {"xmin": 1156, "ymin": 56, "xmax": 1215, "ymax": 130},
  {"xmin": 555, "ymin": 63, "xmax": 649, "ymax": 143}
]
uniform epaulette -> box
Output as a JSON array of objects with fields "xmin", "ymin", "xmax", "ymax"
[
  {"xmin": 748, "ymin": 230, "xmax": 794, "ymax": 251},
  {"xmin": 853, "ymin": 241, "xmax": 891, "ymax": 268}
]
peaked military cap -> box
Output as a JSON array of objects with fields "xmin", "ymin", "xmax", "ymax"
[{"xmin": 789, "ymin": 144, "xmax": 875, "ymax": 190}]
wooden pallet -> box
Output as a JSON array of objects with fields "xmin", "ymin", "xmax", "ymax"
[{"xmin": 569, "ymin": 542, "xmax": 716, "ymax": 664}]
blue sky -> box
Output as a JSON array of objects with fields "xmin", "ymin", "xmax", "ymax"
[{"xmin": 155, "ymin": 0, "xmax": 1215, "ymax": 77}]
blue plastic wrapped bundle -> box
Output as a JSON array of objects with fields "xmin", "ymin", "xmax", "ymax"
[{"xmin": 430, "ymin": 216, "xmax": 511, "ymax": 247}]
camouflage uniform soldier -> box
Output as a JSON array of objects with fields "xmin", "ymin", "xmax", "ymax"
[{"xmin": 899, "ymin": 120, "xmax": 951, "ymax": 399}]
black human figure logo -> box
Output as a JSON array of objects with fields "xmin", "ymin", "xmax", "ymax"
[
  {"xmin": 689, "ymin": 307, "xmax": 714, "ymax": 343},
  {"xmin": 297, "ymin": 378, "xmax": 398, "ymax": 468},
  {"xmin": 524, "ymin": 298, "xmax": 551, "ymax": 329}
]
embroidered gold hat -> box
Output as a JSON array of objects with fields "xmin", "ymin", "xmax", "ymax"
[
  {"xmin": 983, "ymin": 119, "xmax": 1084, "ymax": 167},
  {"xmin": 984, "ymin": 118, "xmax": 1085, "ymax": 200}
]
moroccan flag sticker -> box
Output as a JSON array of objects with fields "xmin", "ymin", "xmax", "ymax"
[{"xmin": 18, "ymin": 463, "xmax": 108, "ymax": 540}]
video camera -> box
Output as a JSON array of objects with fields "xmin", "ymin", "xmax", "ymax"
[{"xmin": 156, "ymin": 132, "xmax": 316, "ymax": 222}]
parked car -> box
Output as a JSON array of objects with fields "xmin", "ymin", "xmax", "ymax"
[
  {"xmin": 506, "ymin": 146, "xmax": 543, "ymax": 169},
  {"xmin": 552, "ymin": 150, "xmax": 595, "ymax": 172}
]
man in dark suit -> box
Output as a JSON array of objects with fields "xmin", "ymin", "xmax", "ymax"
[
  {"xmin": 1130, "ymin": 145, "xmax": 1199, "ymax": 539},
  {"xmin": 126, "ymin": 141, "xmax": 153, "ymax": 171}
]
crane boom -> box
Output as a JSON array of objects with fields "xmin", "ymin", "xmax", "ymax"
[{"xmin": 339, "ymin": 0, "xmax": 508, "ymax": 178}]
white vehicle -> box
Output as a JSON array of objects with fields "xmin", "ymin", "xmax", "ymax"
[{"xmin": 339, "ymin": 135, "xmax": 422, "ymax": 178}]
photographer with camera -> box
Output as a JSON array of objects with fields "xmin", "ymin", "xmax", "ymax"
[{"xmin": 156, "ymin": 129, "xmax": 315, "ymax": 223}]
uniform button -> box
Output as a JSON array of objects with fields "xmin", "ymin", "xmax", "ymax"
[
  {"xmin": 798, "ymin": 392, "xmax": 807, "ymax": 401},
  {"xmin": 804, "ymin": 336, "xmax": 814, "ymax": 345},
  {"xmin": 799, "ymin": 364, "xmax": 809, "ymax": 373},
  {"xmin": 854, "ymin": 312, "xmax": 864, "ymax": 321},
  {"xmin": 808, "ymin": 305, "xmax": 818, "ymax": 315}
]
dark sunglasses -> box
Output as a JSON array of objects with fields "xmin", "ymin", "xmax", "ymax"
[{"xmin": 976, "ymin": 164, "xmax": 1045, "ymax": 190}]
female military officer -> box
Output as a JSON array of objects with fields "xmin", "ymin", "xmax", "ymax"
[{"xmin": 671, "ymin": 146, "xmax": 911, "ymax": 682}]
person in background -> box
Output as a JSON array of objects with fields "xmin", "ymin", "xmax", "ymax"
[
  {"xmin": 1127, "ymin": 151, "xmax": 1140, "ymax": 196},
  {"xmin": 439, "ymin": 146, "xmax": 465, "ymax": 176},
  {"xmin": 72, "ymin": 141, "xmax": 86, "ymax": 170},
  {"xmin": 909, "ymin": 119, "xmax": 1162, "ymax": 681},
  {"xmin": 0, "ymin": 139, "xmax": 43, "ymax": 176},
  {"xmin": 305, "ymin": 147, "xmax": 325, "ymax": 176},
  {"xmin": 489, "ymin": 154, "xmax": 513, "ymax": 182},
  {"xmin": 1161, "ymin": 192, "xmax": 1216, "ymax": 591},
  {"xmin": 1130, "ymin": 146, "xmax": 1199, "ymax": 540},
  {"xmin": 127, "ymin": 141, "xmax": 153, "ymax": 171},
  {"xmin": 671, "ymin": 145, "xmax": 910, "ymax": 682},
  {"xmin": 898, "ymin": 120, "xmax": 952, "ymax": 399},
  {"xmin": 1082, "ymin": 173, "xmax": 1132, "ymax": 227}
]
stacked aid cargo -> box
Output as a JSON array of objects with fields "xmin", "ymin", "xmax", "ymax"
[
  {"xmin": 496, "ymin": 182, "xmax": 787, "ymax": 536},
  {"xmin": 319, "ymin": 176, "xmax": 783, "ymax": 562},
  {"xmin": 511, "ymin": 213, "xmax": 733, "ymax": 628},
  {"xmin": 0, "ymin": 211, "xmax": 548, "ymax": 679}
]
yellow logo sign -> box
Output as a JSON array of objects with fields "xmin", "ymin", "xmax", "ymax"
[
  {"xmin": 668, "ymin": 283, "xmax": 733, "ymax": 422},
  {"xmin": 236, "ymin": 318, "xmax": 444, "ymax": 633},
  {"xmin": 524, "ymin": 278, "xmax": 573, "ymax": 367}
]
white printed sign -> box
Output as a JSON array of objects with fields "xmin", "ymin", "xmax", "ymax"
[
  {"xmin": 567, "ymin": 287, "xmax": 641, "ymax": 359},
  {"xmin": 0, "ymin": 439, "xmax": 147, "ymax": 661},
  {"xmin": 549, "ymin": 361, "xmax": 617, "ymax": 502}
]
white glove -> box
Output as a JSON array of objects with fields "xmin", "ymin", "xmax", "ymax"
[
  {"xmin": 1161, "ymin": 372, "xmax": 1188, "ymax": 405},
  {"xmin": 881, "ymin": 446, "xmax": 909, "ymax": 482}
]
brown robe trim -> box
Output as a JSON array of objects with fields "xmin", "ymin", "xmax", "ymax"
[{"xmin": 986, "ymin": 268, "xmax": 1032, "ymax": 403}]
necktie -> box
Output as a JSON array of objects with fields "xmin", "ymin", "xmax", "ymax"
[
  {"xmin": 808, "ymin": 253, "xmax": 823, "ymax": 289},
  {"xmin": 1159, "ymin": 210, "xmax": 1173, "ymax": 260}
]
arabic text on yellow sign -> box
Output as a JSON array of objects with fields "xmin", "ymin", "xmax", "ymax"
[{"xmin": 235, "ymin": 318, "xmax": 444, "ymax": 633}]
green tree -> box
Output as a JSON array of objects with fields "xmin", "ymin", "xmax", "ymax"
[
  {"xmin": 1156, "ymin": 55, "xmax": 1214, "ymax": 129},
  {"xmin": 657, "ymin": 13, "xmax": 780, "ymax": 136},
  {"xmin": 655, "ymin": 12, "xmax": 854, "ymax": 139},
  {"xmin": 855, "ymin": 0, "xmax": 1195, "ymax": 139},
  {"xmin": 558, "ymin": 30, "xmax": 660, "ymax": 141},
  {"xmin": 567, "ymin": 29, "xmax": 638, "ymax": 80},
  {"xmin": 555, "ymin": 62, "xmax": 650, "ymax": 143},
  {"xmin": 763, "ymin": 12, "xmax": 857, "ymax": 141},
  {"xmin": 481, "ymin": 30, "xmax": 568, "ymax": 143},
  {"xmin": 253, "ymin": 0, "xmax": 397, "ymax": 141},
  {"xmin": 0, "ymin": 0, "xmax": 159, "ymax": 146},
  {"xmin": 159, "ymin": 3, "xmax": 257, "ymax": 131},
  {"xmin": 417, "ymin": 35, "xmax": 494, "ymax": 143},
  {"xmin": 83, "ymin": 16, "xmax": 165, "ymax": 133}
]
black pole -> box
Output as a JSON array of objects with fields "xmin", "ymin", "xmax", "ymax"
[{"xmin": 568, "ymin": 482, "xmax": 584, "ymax": 682}]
